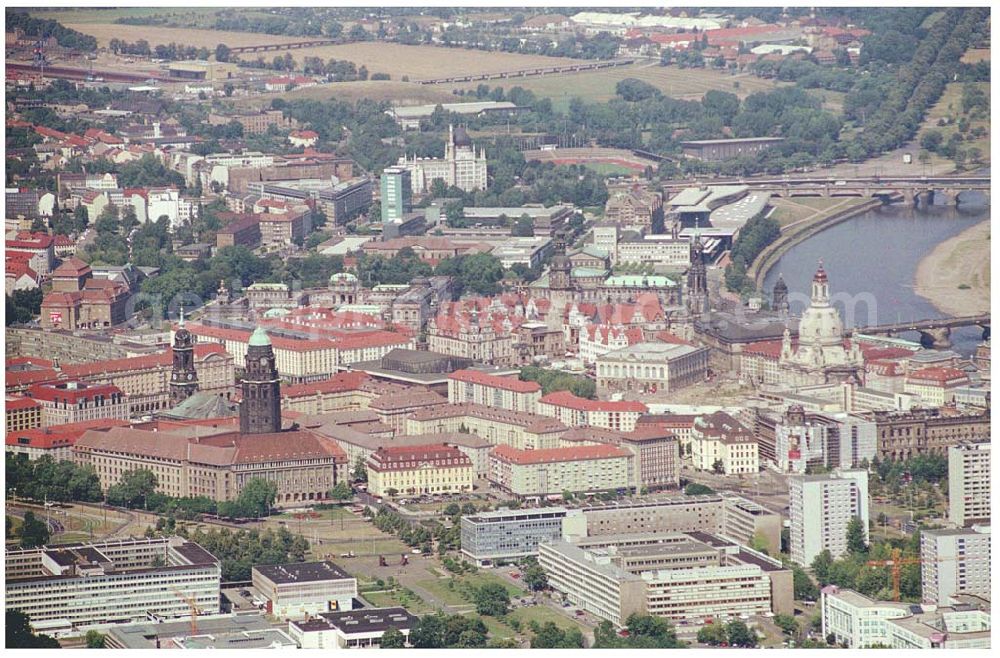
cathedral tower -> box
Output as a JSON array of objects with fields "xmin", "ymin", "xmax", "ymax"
[
  {"xmin": 169, "ymin": 310, "xmax": 199, "ymax": 405},
  {"xmin": 772, "ymin": 274, "xmax": 789, "ymax": 314},
  {"xmin": 239, "ymin": 327, "xmax": 282, "ymax": 435},
  {"xmin": 686, "ymin": 230, "xmax": 708, "ymax": 314}
]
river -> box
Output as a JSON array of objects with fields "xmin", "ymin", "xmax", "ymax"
[{"xmin": 762, "ymin": 200, "xmax": 990, "ymax": 355}]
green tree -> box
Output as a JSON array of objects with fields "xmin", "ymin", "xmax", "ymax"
[
  {"xmin": 511, "ymin": 214, "xmax": 535, "ymax": 237},
  {"xmin": 379, "ymin": 627, "xmax": 406, "ymax": 648},
  {"xmin": 846, "ymin": 516, "xmax": 868, "ymax": 555},
  {"xmin": 328, "ymin": 481, "xmax": 353, "ymax": 503},
  {"xmin": 106, "ymin": 469, "xmax": 159, "ymax": 509},
  {"xmin": 774, "ymin": 614, "xmax": 798, "ymax": 637},
  {"xmin": 234, "ymin": 478, "xmax": 278, "ymax": 518},
  {"xmin": 697, "ymin": 621, "xmax": 728, "ymax": 646},
  {"xmin": 6, "ymin": 610, "xmax": 61, "ymax": 648},
  {"xmin": 793, "ymin": 564, "xmax": 819, "ymax": 601},
  {"xmin": 684, "ymin": 483, "xmax": 714, "ymax": 496},
  {"xmin": 18, "ymin": 511, "xmax": 50, "ymax": 548},
  {"xmin": 474, "ymin": 582, "xmax": 510, "ymax": 617},
  {"xmin": 531, "ymin": 622, "xmax": 584, "ymax": 648},
  {"xmin": 811, "ymin": 549, "xmax": 835, "ymax": 583},
  {"xmin": 521, "ymin": 558, "xmax": 548, "ymax": 591},
  {"xmin": 725, "ymin": 620, "xmax": 758, "ymax": 648},
  {"xmin": 85, "ymin": 630, "xmax": 106, "ymax": 648}
]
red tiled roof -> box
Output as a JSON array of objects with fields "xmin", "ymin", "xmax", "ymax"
[
  {"xmin": 539, "ymin": 390, "xmax": 647, "ymax": 414},
  {"xmin": 490, "ymin": 443, "xmax": 628, "ymax": 465},
  {"xmin": 291, "ymin": 130, "xmax": 318, "ymax": 139},
  {"xmin": 5, "ymin": 397, "xmax": 41, "ymax": 411},
  {"xmin": 368, "ymin": 443, "xmax": 470, "ymax": 471},
  {"xmin": 52, "ymin": 256, "xmax": 92, "ymax": 277},
  {"xmin": 6, "ymin": 368, "xmax": 60, "ymax": 390},
  {"xmin": 6, "ymin": 356, "xmax": 54, "ymax": 368},
  {"xmin": 448, "ymin": 369, "xmax": 541, "ymax": 393},
  {"xmin": 59, "ymin": 344, "xmax": 226, "ymax": 379},
  {"xmin": 282, "ymin": 371, "xmax": 372, "ymax": 398},
  {"xmin": 28, "ymin": 381, "xmax": 124, "ymax": 403},
  {"xmin": 6, "ymin": 418, "xmax": 129, "ymax": 449},
  {"xmin": 906, "ymin": 367, "xmax": 969, "ymax": 385}
]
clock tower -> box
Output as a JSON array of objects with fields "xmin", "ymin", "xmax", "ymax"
[
  {"xmin": 239, "ymin": 326, "xmax": 282, "ymax": 434},
  {"xmin": 169, "ymin": 310, "xmax": 199, "ymax": 405}
]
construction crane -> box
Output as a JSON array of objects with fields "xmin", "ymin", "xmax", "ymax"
[
  {"xmin": 173, "ymin": 590, "xmax": 201, "ymax": 635},
  {"xmin": 865, "ymin": 548, "xmax": 960, "ymax": 602}
]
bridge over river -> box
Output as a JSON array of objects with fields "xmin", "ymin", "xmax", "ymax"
[{"xmin": 849, "ymin": 313, "xmax": 991, "ymax": 348}]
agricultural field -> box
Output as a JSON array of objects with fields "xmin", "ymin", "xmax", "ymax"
[
  {"xmin": 30, "ymin": 7, "xmax": 222, "ymax": 25},
  {"xmin": 263, "ymin": 42, "xmax": 590, "ymax": 82},
  {"xmin": 63, "ymin": 22, "xmax": 306, "ymax": 49},
  {"xmin": 960, "ymin": 48, "xmax": 990, "ymax": 63},
  {"xmin": 444, "ymin": 62, "xmax": 782, "ymax": 110}
]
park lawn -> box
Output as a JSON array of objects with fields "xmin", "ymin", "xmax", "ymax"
[
  {"xmin": 364, "ymin": 590, "xmax": 434, "ymax": 615},
  {"xmin": 308, "ymin": 537, "xmax": 409, "ymax": 559},
  {"xmin": 416, "ymin": 571, "xmax": 527, "ymax": 608},
  {"xmin": 507, "ymin": 604, "xmax": 590, "ymax": 635},
  {"xmin": 917, "ymin": 81, "xmax": 990, "ymax": 166}
]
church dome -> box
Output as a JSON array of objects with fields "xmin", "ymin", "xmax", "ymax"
[
  {"xmin": 248, "ymin": 326, "xmax": 272, "ymax": 347},
  {"xmin": 330, "ymin": 272, "xmax": 358, "ymax": 286}
]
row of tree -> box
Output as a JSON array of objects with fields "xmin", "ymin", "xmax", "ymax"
[{"xmin": 519, "ymin": 366, "xmax": 597, "ymax": 399}]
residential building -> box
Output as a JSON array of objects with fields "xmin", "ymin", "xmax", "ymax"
[
  {"xmin": 258, "ymin": 205, "xmax": 312, "ymax": 249},
  {"xmin": 289, "ymin": 608, "xmax": 419, "ymax": 649},
  {"xmin": 904, "ymin": 367, "xmax": 970, "ymax": 407},
  {"xmin": 461, "ymin": 506, "xmax": 577, "ymax": 565},
  {"xmin": 380, "ymin": 166, "xmax": 412, "ymax": 223},
  {"xmin": 537, "ymin": 391, "xmax": 647, "ymax": 432},
  {"xmin": 28, "ymin": 380, "xmax": 128, "ymax": 426},
  {"xmin": 368, "ymin": 389, "xmax": 448, "ymax": 433},
  {"xmin": 4, "ymin": 537, "xmax": 220, "ymax": 635},
  {"xmin": 406, "ymin": 402, "xmax": 567, "ymax": 450},
  {"xmin": 604, "ymin": 184, "xmax": 663, "ymax": 230},
  {"xmin": 690, "ymin": 411, "xmax": 759, "ymax": 475},
  {"xmin": 578, "ymin": 324, "xmax": 644, "ymax": 365},
  {"xmin": 789, "ymin": 469, "xmax": 869, "ymax": 566},
  {"xmin": 396, "ymin": 125, "xmax": 488, "ymax": 193},
  {"xmin": 561, "ymin": 425, "xmax": 681, "ymax": 492},
  {"xmin": 948, "ymin": 441, "xmax": 990, "ymax": 526},
  {"xmin": 596, "ymin": 342, "xmax": 709, "ymax": 397},
  {"xmin": 252, "ymin": 562, "xmax": 357, "ymax": 619},
  {"xmin": 447, "ymin": 369, "xmax": 541, "ymax": 414},
  {"xmin": 773, "ymin": 406, "xmax": 877, "ymax": 473},
  {"xmin": 367, "ymin": 444, "xmax": 474, "ymax": 497},
  {"xmin": 489, "ymin": 443, "xmax": 632, "ymax": 497},
  {"xmin": 920, "ymin": 527, "xmax": 991, "ymax": 605},
  {"xmin": 6, "ymin": 396, "xmax": 41, "ymax": 433}
]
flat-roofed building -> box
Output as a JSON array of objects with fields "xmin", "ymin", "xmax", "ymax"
[
  {"xmin": 289, "ymin": 608, "xmax": 419, "ymax": 649},
  {"xmin": 680, "ymin": 137, "xmax": 784, "ymax": 162},
  {"xmin": 461, "ymin": 506, "xmax": 578, "ymax": 565},
  {"xmin": 821, "ymin": 585, "xmax": 991, "ymax": 649},
  {"xmin": 106, "ymin": 615, "xmax": 296, "ymax": 649},
  {"xmin": 252, "ymin": 561, "xmax": 358, "ymax": 619},
  {"xmin": 560, "ymin": 425, "xmax": 681, "ymax": 492},
  {"xmin": 948, "ymin": 441, "xmax": 990, "ymax": 526},
  {"xmin": 789, "ymin": 469, "xmax": 869, "ymax": 566},
  {"xmin": 5, "ymin": 537, "xmax": 220, "ymax": 635},
  {"xmin": 921, "ymin": 527, "xmax": 991, "ymax": 605}
]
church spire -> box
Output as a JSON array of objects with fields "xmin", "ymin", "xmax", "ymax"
[
  {"xmin": 240, "ymin": 327, "xmax": 281, "ymax": 434},
  {"xmin": 169, "ymin": 308, "xmax": 198, "ymax": 405}
]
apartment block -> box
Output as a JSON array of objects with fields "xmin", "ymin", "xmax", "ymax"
[
  {"xmin": 920, "ymin": 527, "xmax": 991, "ymax": 605},
  {"xmin": 447, "ymin": 369, "xmax": 541, "ymax": 414},
  {"xmin": 789, "ymin": 469, "xmax": 869, "ymax": 566},
  {"xmin": 948, "ymin": 441, "xmax": 990, "ymax": 527}
]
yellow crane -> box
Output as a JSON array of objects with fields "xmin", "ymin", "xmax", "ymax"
[{"xmin": 173, "ymin": 590, "xmax": 201, "ymax": 635}]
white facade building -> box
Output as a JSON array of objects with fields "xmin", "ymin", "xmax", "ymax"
[
  {"xmin": 948, "ymin": 440, "xmax": 990, "ymax": 527},
  {"xmin": 789, "ymin": 469, "xmax": 869, "ymax": 566},
  {"xmin": 920, "ymin": 527, "xmax": 991, "ymax": 605}
]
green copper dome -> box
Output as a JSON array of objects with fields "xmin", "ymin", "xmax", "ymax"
[{"xmin": 248, "ymin": 326, "xmax": 272, "ymax": 347}]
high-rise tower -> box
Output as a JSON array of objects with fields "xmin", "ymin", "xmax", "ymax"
[
  {"xmin": 239, "ymin": 327, "xmax": 281, "ymax": 434},
  {"xmin": 169, "ymin": 310, "xmax": 199, "ymax": 405}
]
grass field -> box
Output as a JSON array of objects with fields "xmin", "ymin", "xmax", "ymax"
[
  {"xmin": 443, "ymin": 62, "xmax": 782, "ymax": 110},
  {"xmin": 416, "ymin": 571, "xmax": 527, "ymax": 608},
  {"xmin": 960, "ymin": 48, "xmax": 990, "ymax": 64},
  {"xmin": 918, "ymin": 80, "xmax": 990, "ymax": 166},
  {"xmin": 364, "ymin": 589, "xmax": 435, "ymax": 614},
  {"xmin": 582, "ymin": 162, "xmax": 644, "ymax": 177}
]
